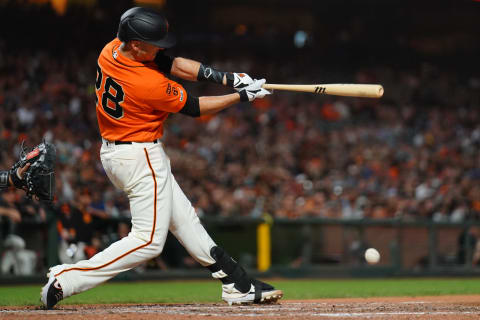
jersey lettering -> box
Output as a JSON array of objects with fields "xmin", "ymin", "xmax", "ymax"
[
  {"xmin": 96, "ymin": 64, "xmax": 125, "ymax": 119},
  {"xmin": 102, "ymin": 77, "xmax": 125, "ymax": 119},
  {"xmin": 95, "ymin": 64, "xmax": 102, "ymax": 104}
]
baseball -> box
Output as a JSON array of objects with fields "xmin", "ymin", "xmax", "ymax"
[{"xmin": 365, "ymin": 248, "xmax": 380, "ymax": 264}]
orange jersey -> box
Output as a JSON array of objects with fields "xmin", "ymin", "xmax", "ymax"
[{"xmin": 95, "ymin": 38, "xmax": 187, "ymax": 142}]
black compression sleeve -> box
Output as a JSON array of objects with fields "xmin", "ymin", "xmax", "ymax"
[
  {"xmin": 154, "ymin": 52, "xmax": 174, "ymax": 74},
  {"xmin": 197, "ymin": 64, "xmax": 226, "ymax": 85},
  {"xmin": 179, "ymin": 94, "xmax": 200, "ymax": 117}
]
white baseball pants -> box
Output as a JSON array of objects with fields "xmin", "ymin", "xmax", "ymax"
[{"xmin": 51, "ymin": 140, "xmax": 216, "ymax": 298}]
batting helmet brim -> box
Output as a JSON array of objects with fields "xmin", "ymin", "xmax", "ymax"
[{"xmin": 147, "ymin": 32, "xmax": 176, "ymax": 49}]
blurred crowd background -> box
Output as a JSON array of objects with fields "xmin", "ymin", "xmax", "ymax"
[{"xmin": 0, "ymin": 0, "xmax": 479, "ymax": 273}]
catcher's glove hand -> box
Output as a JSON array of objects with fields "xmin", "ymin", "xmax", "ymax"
[{"xmin": 10, "ymin": 141, "xmax": 56, "ymax": 202}]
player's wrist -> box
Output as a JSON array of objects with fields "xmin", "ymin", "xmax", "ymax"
[
  {"xmin": 197, "ymin": 64, "xmax": 226, "ymax": 85},
  {"xmin": 238, "ymin": 79, "xmax": 270, "ymax": 102},
  {"xmin": 238, "ymin": 90, "xmax": 249, "ymax": 102},
  {"xmin": 9, "ymin": 166, "xmax": 25, "ymax": 189},
  {"xmin": 225, "ymin": 73, "xmax": 234, "ymax": 87}
]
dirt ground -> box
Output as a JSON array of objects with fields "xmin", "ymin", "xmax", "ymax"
[{"xmin": 2, "ymin": 295, "xmax": 480, "ymax": 319}]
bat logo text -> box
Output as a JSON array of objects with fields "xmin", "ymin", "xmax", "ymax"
[{"xmin": 314, "ymin": 86, "xmax": 326, "ymax": 94}]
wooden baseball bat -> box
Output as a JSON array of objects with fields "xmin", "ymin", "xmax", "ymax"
[{"xmin": 262, "ymin": 83, "xmax": 384, "ymax": 98}]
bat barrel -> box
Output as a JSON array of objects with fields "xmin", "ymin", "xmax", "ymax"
[{"xmin": 262, "ymin": 84, "xmax": 384, "ymax": 98}]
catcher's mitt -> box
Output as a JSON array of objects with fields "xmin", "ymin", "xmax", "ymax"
[{"xmin": 10, "ymin": 141, "xmax": 56, "ymax": 202}]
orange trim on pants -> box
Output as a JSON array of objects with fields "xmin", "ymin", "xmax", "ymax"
[{"xmin": 55, "ymin": 148, "xmax": 157, "ymax": 278}]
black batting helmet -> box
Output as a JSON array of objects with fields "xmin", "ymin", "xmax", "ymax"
[{"xmin": 117, "ymin": 7, "xmax": 176, "ymax": 48}]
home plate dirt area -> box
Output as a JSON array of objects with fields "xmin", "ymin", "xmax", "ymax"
[{"xmin": 2, "ymin": 296, "xmax": 480, "ymax": 319}]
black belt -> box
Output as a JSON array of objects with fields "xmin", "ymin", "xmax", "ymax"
[{"xmin": 110, "ymin": 140, "xmax": 158, "ymax": 145}]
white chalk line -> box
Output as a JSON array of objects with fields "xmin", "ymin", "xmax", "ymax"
[
  {"xmin": 3, "ymin": 308, "xmax": 480, "ymax": 318},
  {"xmin": 189, "ymin": 311, "xmax": 480, "ymax": 318}
]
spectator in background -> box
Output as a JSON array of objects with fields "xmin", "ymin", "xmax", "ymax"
[
  {"xmin": 0, "ymin": 189, "xmax": 37, "ymax": 276},
  {"xmin": 1, "ymin": 234, "xmax": 37, "ymax": 275},
  {"xmin": 0, "ymin": 188, "xmax": 22, "ymax": 233},
  {"xmin": 74, "ymin": 188, "xmax": 109, "ymax": 258},
  {"xmin": 56, "ymin": 201, "xmax": 86, "ymax": 264},
  {"xmin": 56, "ymin": 196, "xmax": 101, "ymax": 264}
]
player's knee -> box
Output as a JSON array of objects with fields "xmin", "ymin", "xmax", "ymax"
[{"xmin": 145, "ymin": 241, "xmax": 164, "ymax": 258}]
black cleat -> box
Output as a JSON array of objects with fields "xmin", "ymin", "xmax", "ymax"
[
  {"xmin": 40, "ymin": 275, "xmax": 63, "ymax": 309},
  {"xmin": 222, "ymin": 279, "xmax": 283, "ymax": 305}
]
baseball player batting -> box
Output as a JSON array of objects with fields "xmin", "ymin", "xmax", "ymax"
[{"xmin": 41, "ymin": 6, "xmax": 282, "ymax": 309}]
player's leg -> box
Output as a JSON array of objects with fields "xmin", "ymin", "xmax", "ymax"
[
  {"xmin": 168, "ymin": 174, "xmax": 283, "ymax": 305},
  {"xmin": 41, "ymin": 143, "xmax": 172, "ymax": 309}
]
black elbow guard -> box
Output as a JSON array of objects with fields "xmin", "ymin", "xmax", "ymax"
[
  {"xmin": 179, "ymin": 94, "xmax": 200, "ymax": 117},
  {"xmin": 197, "ymin": 64, "xmax": 225, "ymax": 85}
]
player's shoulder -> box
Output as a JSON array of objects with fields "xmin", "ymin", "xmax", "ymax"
[
  {"xmin": 106, "ymin": 38, "xmax": 121, "ymax": 50},
  {"xmin": 99, "ymin": 38, "xmax": 121, "ymax": 59}
]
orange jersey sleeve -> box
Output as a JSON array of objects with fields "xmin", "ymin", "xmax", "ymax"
[
  {"xmin": 146, "ymin": 77, "xmax": 187, "ymax": 113},
  {"xmin": 95, "ymin": 38, "xmax": 187, "ymax": 142}
]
